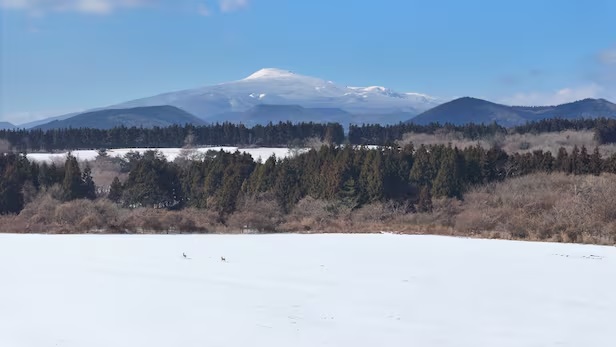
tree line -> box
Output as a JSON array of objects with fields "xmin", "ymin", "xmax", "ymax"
[
  {"xmin": 2, "ymin": 117, "xmax": 615, "ymax": 152},
  {"xmin": 2, "ymin": 143, "xmax": 616, "ymax": 216},
  {"xmin": 0, "ymin": 122, "xmax": 345, "ymax": 152},
  {"xmin": 350, "ymin": 118, "xmax": 616, "ymax": 145}
]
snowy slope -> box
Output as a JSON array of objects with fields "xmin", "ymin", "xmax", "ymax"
[
  {"xmin": 27, "ymin": 68, "xmax": 441, "ymax": 127},
  {"xmin": 26, "ymin": 146, "xmax": 306, "ymax": 163},
  {"xmin": 0, "ymin": 234, "xmax": 614, "ymax": 347}
]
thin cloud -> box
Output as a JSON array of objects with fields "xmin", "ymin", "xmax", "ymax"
[
  {"xmin": 219, "ymin": 0, "xmax": 249, "ymax": 13},
  {"xmin": 501, "ymin": 83, "xmax": 606, "ymax": 106},
  {"xmin": 197, "ymin": 3, "xmax": 210, "ymax": 16},
  {"xmin": 1, "ymin": 109, "xmax": 83, "ymax": 125},
  {"xmin": 0, "ymin": 0, "xmax": 158, "ymax": 15},
  {"xmin": 599, "ymin": 47, "xmax": 616, "ymax": 65},
  {"xmin": 497, "ymin": 69, "xmax": 545, "ymax": 87},
  {"xmin": 500, "ymin": 45, "xmax": 616, "ymax": 106},
  {"xmin": 1, "ymin": 0, "xmax": 253, "ymax": 15}
]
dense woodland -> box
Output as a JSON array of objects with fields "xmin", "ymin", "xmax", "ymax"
[
  {"xmin": 1, "ymin": 118, "xmax": 616, "ymax": 151},
  {"xmin": 2, "ymin": 141, "xmax": 616, "ymax": 217},
  {"xmin": 0, "ymin": 122, "xmax": 345, "ymax": 151}
]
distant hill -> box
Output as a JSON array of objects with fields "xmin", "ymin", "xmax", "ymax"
[
  {"xmin": 0, "ymin": 122, "xmax": 16, "ymax": 130},
  {"xmin": 34, "ymin": 106, "xmax": 205, "ymax": 130},
  {"xmin": 409, "ymin": 97, "xmax": 616, "ymax": 126}
]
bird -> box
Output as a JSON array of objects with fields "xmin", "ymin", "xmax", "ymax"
[
  {"xmin": 183, "ymin": 252, "xmax": 187, "ymax": 258},
  {"xmin": 220, "ymin": 256, "xmax": 226, "ymax": 262}
]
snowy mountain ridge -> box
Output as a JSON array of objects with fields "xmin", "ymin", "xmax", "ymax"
[
  {"xmin": 113, "ymin": 67, "xmax": 442, "ymax": 122},
  {"xmin": 24, "ymin": 68, "xmax": 442, "ymax": 128}
]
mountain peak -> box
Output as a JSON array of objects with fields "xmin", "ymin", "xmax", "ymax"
[{"xmin": 244, "ymin": 68, "xmax": 297, "ymax": 80}]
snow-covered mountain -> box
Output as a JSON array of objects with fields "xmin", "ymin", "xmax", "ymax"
[{"xmin": 25, "ymin": 68, "xmax": 441, "ymax": 128}]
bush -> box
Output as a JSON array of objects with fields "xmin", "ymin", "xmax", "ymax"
[{"xmin": 226, "ymin": 193, "xmax": 283, "ymax": 232}]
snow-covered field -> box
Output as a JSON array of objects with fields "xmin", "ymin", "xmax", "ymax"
[
  {"xmin": 0, "ymin": 234, "xmax": 614, "ymax": 347},
  {"xmin": 26, "ymin": 146, "xmax": 305, "ymax": 163}
]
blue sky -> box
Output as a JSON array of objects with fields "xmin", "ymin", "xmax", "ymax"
[{"xmin": 1, "ymin": 0, "xmax": 615, "ymax": 124}]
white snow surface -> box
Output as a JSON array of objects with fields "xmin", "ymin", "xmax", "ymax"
[
  {"xmin": 0, "ymin": 234, "xmax": 614, "ymax": 347},
  {"xmin": 244, "ymin": 68, "xmax": 299, "ymax": 80},
  {"xmin": 26, "ymin": 147, "xmax": 304, "ymax": 163}
]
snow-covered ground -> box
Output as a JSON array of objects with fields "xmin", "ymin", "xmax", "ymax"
[
  {"xmin": 0, "ymin": 234, "xmax": 614, "ymax": 347},
  {"xmin": 26, "ymin": 146, "xmax": 305, "ymax": 163}
]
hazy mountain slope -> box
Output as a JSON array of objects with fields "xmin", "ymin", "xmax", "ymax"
[
  {"xmin": 410, "ymin": 97, "xmax": 616, "ymax": 126},
  {"xmin": 19, "ymin": 113, "xmax": 81, "ymax": 129},
  {"xmin": 0, "ymin": 122, "xmax": 16, "ymax": 130},
  {"xmin": 515, "ymin": 98, "xmax": 616, "ymax": 121},
  {"xmin": 33, "ymin": 106, "xmax": 204, "ymax": 130}
]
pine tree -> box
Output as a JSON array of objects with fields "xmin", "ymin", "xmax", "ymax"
[
  {"xmin": 417, "ymin": 186, "xmax": 433, "ymax": 213},
  {"xmin": 62, "ymin": 154, "xmax": 83, "ymax": 201},
  {"xmin": 431, "ymin": 149, "xmax": 462, "ymax": 199},
  {"xmin": 590, "ymin": 146, "xmax": 603, "ymax": 176},
  {"xmin": 359, "ymin": 150, "xmax": 384, "ymax": 203},
  {"xmin": 339, "ymin": 177, "xmax": 359, "ymax": 209},
  {"xmin": 108, "ymin": 177, "xmax": 123, "ymax": 203},
  {"xmin": 0, "ymin": 154, "xmax": 25, "ymax": 214},
  {"xmin": 81, "ymin": 164, "xmax": 96, "ymax": 200},
  {"xmin": 570, "ymin": 145, "xmax": 580, "ymax": 175},
  {"xmin": 555, "ymin": 147, "xmax": 569, "ymax": 173},
  {"xmin": 274, "ymin": 162, "xmax": 302, "ymax": 213},
  {"xmin": 578, "ymin": 145, "xmax": 590, "ymax": 175},
  {"xmin": 409, "ymin": 145, "xmax": 433, "ymax": 188}
]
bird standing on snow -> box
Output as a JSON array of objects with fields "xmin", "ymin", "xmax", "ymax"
[{"xmin": 183, "ymin": 253, "xmax": 187, "ymax": 258}]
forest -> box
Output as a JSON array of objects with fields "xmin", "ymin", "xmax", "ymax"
[{"xmin": 1, "ymin": 117, "xmax": 616, "ymax": 151}]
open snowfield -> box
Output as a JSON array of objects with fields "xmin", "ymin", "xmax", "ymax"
[
  {"xmin": 0, "ymin": 234, "xmax": 614, "ymax": 347},
  {"xmin": 26, "ymin": 146, "xmax": 304, "ymax": 163}
]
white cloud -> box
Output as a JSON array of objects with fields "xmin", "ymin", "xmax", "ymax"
[
  {"xmin": 1, "ymin": 0, "xmax": 253, "ymax": 15},
  {"xmin": 0, "ymin": 0, "xmax": 157, "ymax": 14},
  {"xmin": 219, "ymin": 0, "xmax": 249, "ymax": 13},
  {"xmin": 501, "ymin": 83, "xmax": 606, "ymax": 106}
]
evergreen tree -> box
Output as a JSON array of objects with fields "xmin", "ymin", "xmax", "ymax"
[
  {"xmin": 62, "ymin": 154, "xmax": 84, "ymax": 201},
  {"xmin": 122, "ymin": 151, "xmax": 182, "ymax": 208},
  {"xmin": 108, "ymin": 177, "xmax": 123, "ymax": 203},
  {"xmin": 417, "ymin": 186, "xmax": 433, "ymax": 213},
  {"xmin": 590, "ymin": 146, "xmax": 602, "ymax": 176},
  {"xmin": 570, "ymin": 145, "xmax": 580, "ymax": 175},
  {"xmin": 409, "ymin": 145, "xmax": 433, "ymax": 188},
  {"xmin": 81, "ymin": 164, "xmax": 97, "ymax": 200},
  {"xmin": 431, "ymin": 149, "xmax": 462, "ymax": 199},
  {"xmin": 0, "ymin": 154, "xmax": 26, "ymax": 214},
  {"xmin": 339, "ymin": 177, "xmax": 359, "ymax": 209},
  {"xmin": 578, "ymin": 146, "xmax": 590, "ymax": 175},
  {"xmin": 274, "ymin": 162, "xmax": 302, "ymax": 213},
  {"xmin": 359, "ymin": 150, "xmax": 384, "ymax": 203},
  {"xmin": 555, "ymin": 147, "xmax": 569, "ymax": 173}
]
